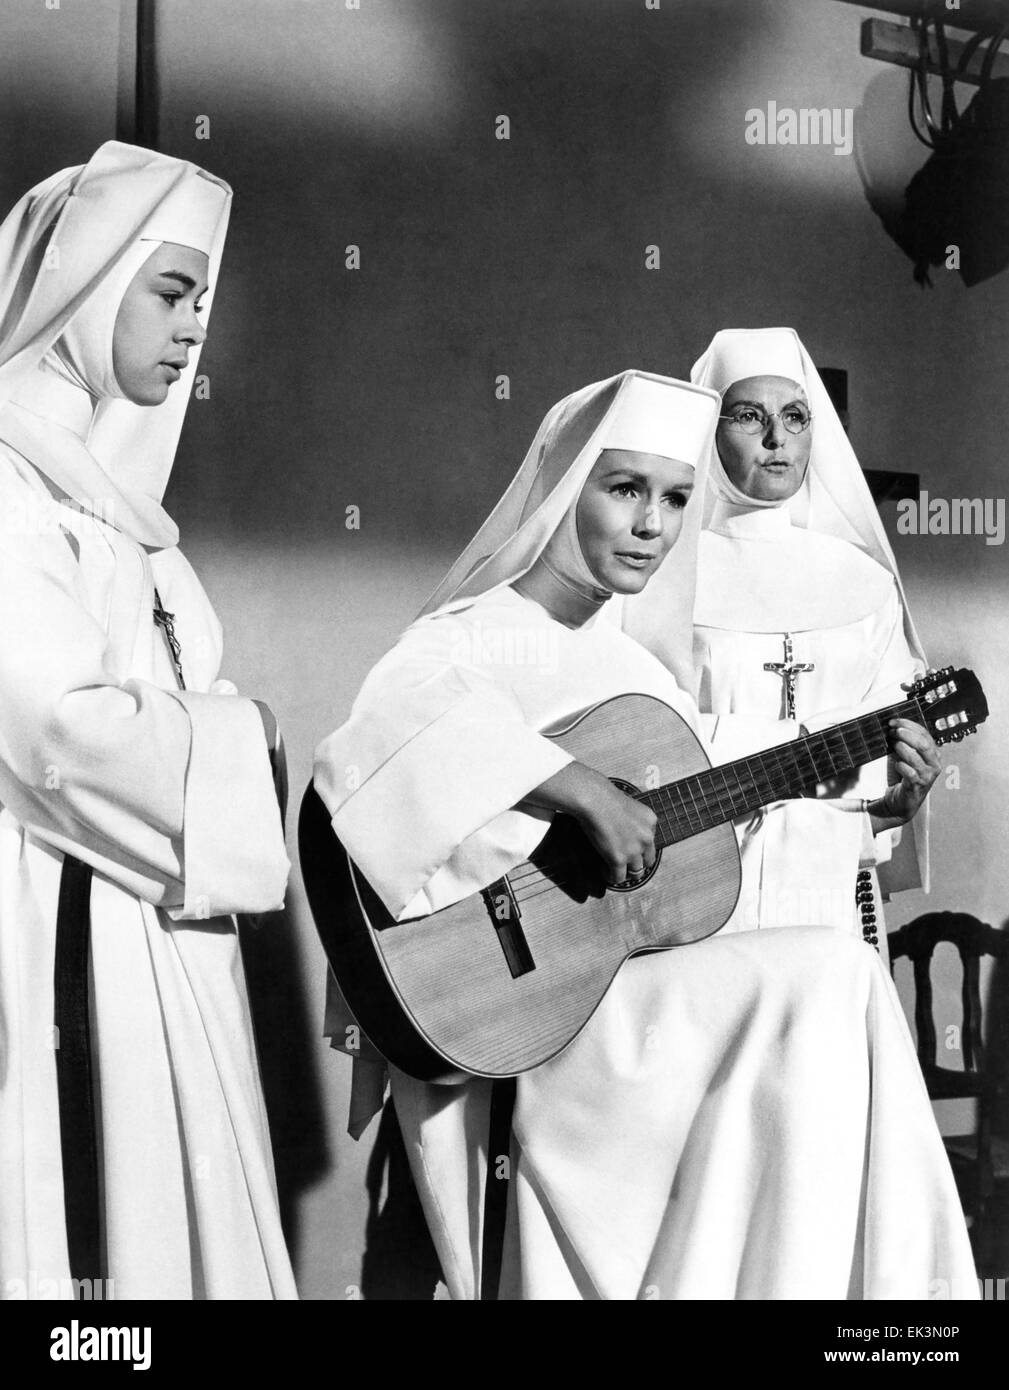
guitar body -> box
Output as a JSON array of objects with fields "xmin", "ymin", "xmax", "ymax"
[{"xmin": 300, "ymin": 695, "xmax": 742, "ymax": 1082}]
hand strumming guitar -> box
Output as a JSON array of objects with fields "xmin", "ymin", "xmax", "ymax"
[{"xmin": 521, "ymin": 761, "xmax": 658, "ymax": 887}]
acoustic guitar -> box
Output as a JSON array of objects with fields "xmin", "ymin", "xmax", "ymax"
[{"xmin": 300, "ymin": 667, "xmax": 987, "ymax": 1083}]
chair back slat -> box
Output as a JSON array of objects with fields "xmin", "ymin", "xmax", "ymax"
[
  {"xmin": 887, "ymin": 911, "xmax": 1008, "ymax": 1076},
  {"xmin": 912, "ymin": 956, "xmax": 937, "ymax": 1067},
  {"xmin": 962, "ymin": 955, "xmax": 984, "ymax": 1071},
  {"xmin": 888, "ymin": 911, "xmax": 1008, "ymax": 1249}
]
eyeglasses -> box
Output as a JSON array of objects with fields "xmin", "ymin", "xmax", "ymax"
[{"xmin": 718, "ymin": 405, "xmax": 813, "ymax": 436}]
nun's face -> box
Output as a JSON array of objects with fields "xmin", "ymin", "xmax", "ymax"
[
  {"xmin": 576, "ymin": 449, "xmax": 694, "ymax": 594},
  {"xmin": 716, "ymin": 375, "xmax": 811, "ymax": 502},
  {"xmin": 112, "ymin": 243, "xmax": 209, "ymax": 406}
]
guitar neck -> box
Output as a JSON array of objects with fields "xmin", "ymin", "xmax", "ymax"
[{"xmin": 645, "ymin": 695, "xmax": 922, "ymax": 846}]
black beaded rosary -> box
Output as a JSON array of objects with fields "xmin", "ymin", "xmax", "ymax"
[{"xmin": 855, "ymin": 869, "xmax": 879, "ymax": 951}]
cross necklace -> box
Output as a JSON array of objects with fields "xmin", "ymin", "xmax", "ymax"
[
  {"xmin": 153, "ymin": 588, "xmax": 186, "ymax": 690},
  {"xmin": 764, "ymin": 633, "xmax": 814, "ymax": 720}
]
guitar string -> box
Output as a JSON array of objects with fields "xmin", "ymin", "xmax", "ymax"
[
  {"xmin": 510, "ymin": 741, "xmax": 882, "ymax": 901},
  {"xmin": 506, "ymin": 698, "xmax": 929, "ymax": 903},
  {"xmin": 507, "ymin": 708, "xmax": 904, "ymax": 892},
  {"xmin": 508, "ymin": 719, "xmax": 898, "ymax": 897}
]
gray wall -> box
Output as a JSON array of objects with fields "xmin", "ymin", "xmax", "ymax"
[{"xmin": 2, "ymin": 0, "xmax": 1006, "ymax": 1298}]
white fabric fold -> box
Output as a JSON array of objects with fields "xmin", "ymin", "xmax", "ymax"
[{"xmin": 168, "ymin": 690, "xmax": 289, "ymax": 919}]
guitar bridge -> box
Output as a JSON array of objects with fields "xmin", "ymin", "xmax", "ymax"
[{"xmin": 481, "ymin": 876, "xmax": 535, "ymax": 979}]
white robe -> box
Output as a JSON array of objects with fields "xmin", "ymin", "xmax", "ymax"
[
  {"xmin": 0, "ymin": 442, "xmax": 296, "ymax": 1300},
  {"xmin": 315, "ymin": 585, "xmax": 975, "ymax": 1300},
  {"xmin": 694, "ymin": 510, "xmax": 926, "ymax": 952}
]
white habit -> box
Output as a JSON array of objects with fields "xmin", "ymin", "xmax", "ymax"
[
  {"xmin": 318, "ymin": 586, "xmax": 975, "ymax": 1301},
  {"xmin": 0, "ymin": 143, "xmax": 296, "ymax": 1299}
]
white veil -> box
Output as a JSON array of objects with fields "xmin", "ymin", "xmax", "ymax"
[
  {"xmin": 0, "ymin": 141, "xmax": 231, "ymax": 547},
  {"xmin": 419, "ymin": 369, "xmax": 721, "ymax": 692},
  {"xmin": 688, "ymin": 327, "xmax": 925, "ymax": 664}
]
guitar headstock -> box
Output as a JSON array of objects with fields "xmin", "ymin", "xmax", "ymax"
[{"xmin": 907, "ymin": 667, "xmax": 989, "ymax": 745}]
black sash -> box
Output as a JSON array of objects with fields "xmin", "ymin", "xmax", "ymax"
[
  {"xmin": 53, "ymin": 853, "xmax": 101, "ymax": 1290},
  {"xmin": 480, "ymin": 1077, "xmax": 516, "ymax": 1300}
]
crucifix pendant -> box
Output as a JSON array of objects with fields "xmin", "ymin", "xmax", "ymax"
[
  {"xmin": 763, "ymin": 632, "xmax": 814, "ymax": 720},
  {"xmin": 153, "ymin": 587, "xmax": 187, "ymax": 690}
]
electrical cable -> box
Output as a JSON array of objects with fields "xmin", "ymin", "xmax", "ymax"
[
  {"xmin": 979, "ymin": 23, "xmax": 1008, "ymax": 86},
  {"xmin": 935, "ymin": 23, "xmax": 959, "ymax": 132},
  {"xmin": 908, "ymin": 17, "xmax": 940, "ymax": 147}
]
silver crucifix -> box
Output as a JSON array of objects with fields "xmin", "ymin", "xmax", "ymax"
[{"xmin": 764, "ymin": 632, "xmax": 814, "ymax": 720}]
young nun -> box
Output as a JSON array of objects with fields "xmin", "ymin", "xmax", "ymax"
[
  {"xmin": 313, "ymin": 370, "xmax": 976, "ymax": 1301},
  {"xmin": 632, "ymin": 328, "xmax": 928, "ymax": 954},
  {"xmin": 0, "ymin": 142, "xmax": 296, "ymax": 1299}
]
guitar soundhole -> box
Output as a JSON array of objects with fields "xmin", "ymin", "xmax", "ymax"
[{"xmin": 606, "ymin": 779, "xmax": 662, "ymax": 894}]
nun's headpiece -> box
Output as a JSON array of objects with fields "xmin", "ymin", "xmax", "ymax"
[
  {"xmin": 0, "ymin": 141, "xmax": 231, "ymax": 547},
  {"xmin": 418, "ymin": 370, "xmax": 721, "ymax": 691},
  {"xmin": 688, "ymin": 326, "xmax": 924, "ymax": 662}
]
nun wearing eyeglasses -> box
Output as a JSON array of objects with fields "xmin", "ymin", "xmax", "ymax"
[
  {"xmin": 631, "ymin": 328, "xmax": 931, "ymax": 955},
  {"xmin": 0, "ymin": 143, "xmax": 295, "ymax": 1299}
]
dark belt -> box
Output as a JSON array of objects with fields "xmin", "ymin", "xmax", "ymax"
[
  {"xmin": 480, "ymin": 1076, "xmax": 516, "ymax": 1301},
  {"xmin": 53, "ymin": 853, "xmax": 101, "ymax": 1291}
]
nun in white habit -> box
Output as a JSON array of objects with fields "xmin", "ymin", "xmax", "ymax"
[
  {"xmin": 647, "ymin": 328, "xmax": 928, "ymax": 950},
  {"xmin": 313, "ymin": 370, "xmax": 974, "ymax": 1301},
  {"xmin": 0, "ymin": 143, "xmax": 295, "ymax": 1299}
]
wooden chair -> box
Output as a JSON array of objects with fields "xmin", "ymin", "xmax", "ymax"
[{"xmin": 888, "ymin": 911, "xmax": 1009, "ymax": 1260}]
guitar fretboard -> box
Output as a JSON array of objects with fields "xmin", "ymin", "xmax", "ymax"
[{"xmin": 643, "ymin": 697, "xmax": 922, "ymax": 846}]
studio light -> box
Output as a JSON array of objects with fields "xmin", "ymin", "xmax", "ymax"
[
  {"xmin": 849, "ymin": 4, "xmax": 1009, "ymax": 286},
  {"xmin": 886, "ymin": 66, "xmax": 1009, "ymax": 286}
]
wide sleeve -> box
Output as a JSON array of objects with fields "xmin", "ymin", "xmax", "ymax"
[
  {"xmin": 163, "ymin": 688, "xmax": 290, "ymax": 917},
  {"xmin": 313, "ymin": 620, "xmax": 573, "ymax": 920},
  {"xmin": 0, "ymin": 470, "xmax": 288, "ymax": 915}
]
